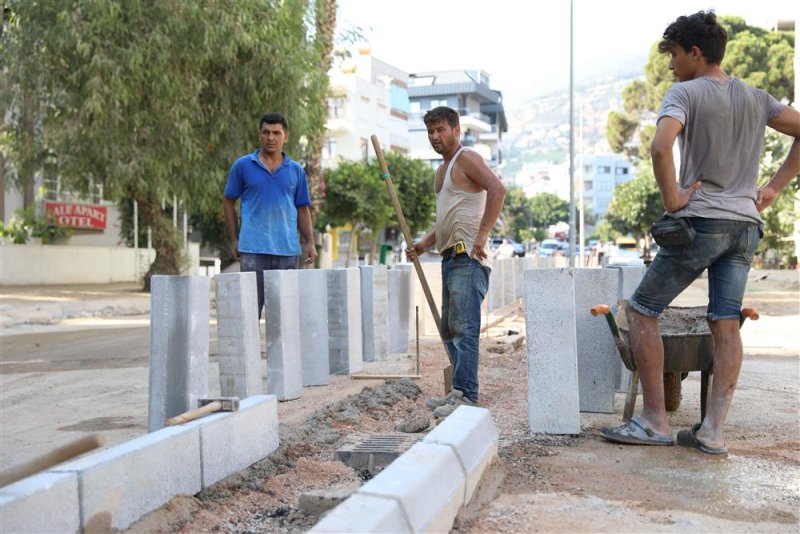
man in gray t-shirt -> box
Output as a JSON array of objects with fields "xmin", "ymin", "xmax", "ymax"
[{"xmin": 600, "ymin": 11, "xmax": 800, "ymax": 455}]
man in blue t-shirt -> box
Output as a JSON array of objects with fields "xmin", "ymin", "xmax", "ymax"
[
  {"xmin": 600, "ymin": 11, "xmax": 799, "ymax": 455},
  {"xmin": 223, "ymin": 112, "xmax": 317, "ymax": 317}
]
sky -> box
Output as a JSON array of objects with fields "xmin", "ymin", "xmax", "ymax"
[{"xmin": 337, "ymin": 0, "xmax": 797, "ymax": 111}]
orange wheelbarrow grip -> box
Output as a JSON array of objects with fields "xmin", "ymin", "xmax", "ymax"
[
  {"xmin": 591, "ymin": 304, "xmax": 611, "ymax": 316},
  {"xmin": 741, "ymin": 307, "xmax": 759, "ymax": 321}
]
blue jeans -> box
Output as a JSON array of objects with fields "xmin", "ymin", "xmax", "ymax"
[
  {"xmin": 239, "ymin": 253, "xmax": 298, "ymax": 318},
  {"xmin": 630, "ymin": 218, "xmax": 760, "ymax": 321},
  {"xmin": 441, "ymin": 255, "xmax": 490, "ymax": 402}
]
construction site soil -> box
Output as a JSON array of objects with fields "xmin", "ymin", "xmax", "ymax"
[{"xmin": 125, "ymin": 272, "xmax": 799, "ymax": 533}]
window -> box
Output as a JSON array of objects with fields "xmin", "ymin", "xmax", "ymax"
[
  {"xmin": 615, "ymin": 167, "xmax": 629, "ymax": 175},
  {"xmin": 322, "ymin": 137, "xmax": 337, "ymax": 160},
  {"xmin": 328, "ymin": 96, "xmax": 346, "ymax": 118},
  {"xmin": 360, "ymin": 138, "xmax": 369, "ymax": 161},
  {"xmin": 410, "ymin": 101, "xmax": 421, "ymax": 114},
  {"xmin": 43, "ymin": 174, "xmax": 104, "ymax": 204},
  {"xmin": 583, "ymin": 165, "xmax": 593, "ymax": 174},
  {"xmin": 430, "ymin": 99, "xmax": 448, "ymax": 108},
  {"xmin": 598, "ymin": 166, "xmax": 612, "ymax": 174}
]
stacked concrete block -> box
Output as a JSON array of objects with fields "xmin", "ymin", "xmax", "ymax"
[
  {"xmin": 606, "ymin": 264, "xmax": 646, "ymax": 391},
  {"xmin": 264, "ymin": 270, "xmax": 303, "ymax": 400},
  {"xmin": 422, "ymin": 405, "xmax": 498, "ymax": 504},
  {"xmin": 327, "ymin": 268, "xmax": 364, "ymax": 375},
  {"xmin": 574, "ymin": 268, "xmax": 618, "ymax": 413},
  {"xmin": 524, "ymin": 269, "xmax": 581, "ymax": 434},
  {"xmin": 0, "ymin": 472, "xmax": 80, "ymax": 533},
  {"xmin": 52, "ymin": 425, "xmax": 201, "ymax": 531},
  {"xmin": 360, "ymin": 265, "xmax": 389, "ymax": 361},
  {"xmin": 148, "ymin": 275, "xmax": 210, "ymax": 432},
  {"xmin": 524, "ymin": 255, "xmax": 539, "ymax": 270},
  {"xmin": 411, "ymin": 261, "xmax": 442, "ymax": 336},
  {"xmin": 215, "ymin": 272, "xmax": 262, "ymax": 398},
  {"xmin": 387, "ymin": 268, "xmax": 412, "ymax": 354},
  {"xmin": 298, "ymin": 269, "xmax": 331, "ymax": 386},
  {"xmin": 513, "ymin": 257, "xmax": 525, "ymax": 299},
  {"xmin": 487, "ymin": 260, "xmax": 504, "ymax": 312},
  {"xmin": 183, "ymin": 395, "xmax": 279, "ymax": 487},
  {"xmin": 501, "ymin": 259, "xmax": 515, "ymax": 306}
]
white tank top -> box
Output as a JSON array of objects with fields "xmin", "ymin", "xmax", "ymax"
[{"xmin": 435, "ymin": 147, "xmax": 488, "ymax": 262}]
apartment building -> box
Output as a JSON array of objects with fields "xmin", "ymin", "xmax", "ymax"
[
  {"xmin": 580, "ymin": 154, "xmax": 634, "ymax": 220},
  {"xmin": 406, "ymin": 69, "xmax": 507, "ymax": 173},
  {"xmin": 323, "ymin": 47, "xmax": 411, "ymax": 168}
]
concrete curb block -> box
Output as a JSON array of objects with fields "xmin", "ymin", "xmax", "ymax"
[
  {"xmin": 423, "ymin": 405, "xmax": 499, "ymax": 504},
  {"xmin": 1, "ymin": 396, "xmax": 280, "ymax": 532},
  {"xmin": 312, "ymin": 406, "xmax": 499, "ymax": 533},
  {"xmin": 0, "ymin": 471, "xmax": 80, "ymax": 533}
]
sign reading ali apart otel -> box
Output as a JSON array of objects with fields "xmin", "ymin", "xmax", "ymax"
[{"xmin": 44, "ymin": 201, "xmax": 107, "ymax": 230}]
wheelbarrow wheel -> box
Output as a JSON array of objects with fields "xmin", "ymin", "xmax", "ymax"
[{"xmin": 664, "ymin": 372, "xmax": 681, "ymax": 411}]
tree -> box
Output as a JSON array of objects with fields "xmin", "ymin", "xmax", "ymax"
[
  {"xmin": 757, "ymin": 131, "xmax": 798, "ymax": 266},
  {"xmin": 602, "ymin": 163, "xmax": 663, "ymax": 252},
  {"xmin": 1, "ymin": 0, "xmax": 335, "ymax": 288},
  {"xmin": 501, "ymin": 186, "xmax": 533, "ymax": 241},
  {"xmin": 528, "ymin": 192, "xmax": 569, "ymax": 231},
  {"xmin": 606, "ymin": 16, "xmax": 795, "ymax": 160},
  {"xmin": 320, "ymin": 152, "xmax": 435, "ymax": 264}
]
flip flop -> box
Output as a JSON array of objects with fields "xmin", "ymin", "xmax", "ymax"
[
  {"xmin": 677, "ymin": 423, "xmax": 728, "ymax": 455},
  {"xmin": 599, "ymin": 415, "xmax": 674, "ymax": 446}
]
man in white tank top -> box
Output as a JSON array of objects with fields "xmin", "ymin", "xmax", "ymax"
[
  {"xmin": 406, "ymin": 107, "xmax": 506, "ymax": 417},
  {"xmin": 600, "ymin": 11, "xmax": 800, "ymax": 454}
]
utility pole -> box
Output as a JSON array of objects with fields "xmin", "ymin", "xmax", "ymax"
[{"xmin": 568, "ymin": 0, "xmax": 576, "ymax": 267}]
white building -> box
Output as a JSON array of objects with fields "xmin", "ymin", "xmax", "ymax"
[
  {"xmin": 323, "ymin": 47, "xmax": 410, "ymax": 167},
  {"xmin": 580, "ymin": 154, "xmax": 634, "ymax": 220}
]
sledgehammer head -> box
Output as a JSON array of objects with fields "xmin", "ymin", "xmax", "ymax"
[{"xmin": 199, "ymin": 397, "xmax": 240, "ymax": 411}]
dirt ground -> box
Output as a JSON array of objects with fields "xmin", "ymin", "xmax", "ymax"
[
  {"xmin": 124, "ymin": 271, "xmax": 800, "ymax": 533},
  {"xmin": 2, "ymin": 271, "xmax": 798, "ymax": 533}
]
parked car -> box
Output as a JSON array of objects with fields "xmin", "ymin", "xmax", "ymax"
[
  {"xmin": 489, "ymin": 236, "xmax": 525, "ymax": 257},
  {"xmin": 539, "ymin": 239, "xmax": 564, "ymax": 257}
]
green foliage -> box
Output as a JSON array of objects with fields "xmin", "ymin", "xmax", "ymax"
[
  {"xmin": 502, "ymin": 186, "xmax": 532, "ymax": 241},
  {"xmin": 603, "ymin": 162, "xmax": 662, "ymax": 245},
  {"xmin": 0, "ymin": 206, "xmax": 72, "ymax": 244},
  {"xmin": 528, "ymin": 192, "xmax": 569, "ymax": 229},
  {"xmin": 320, "ymin": 152, "xmax": 436, "ymax": 262},
  {"xmin": 757, "ymin": 131, "xmax": 798, "ymax": 260}
]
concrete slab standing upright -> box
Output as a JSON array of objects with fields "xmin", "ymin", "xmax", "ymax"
[
  {"xmin": 264, "ymin": 270, "xmax": 303, "ymax": 400},
  {"xmin": 524, "ymin": 268, "xmax": 580, "ymax": 434},
  {"xmin": 502, "ymin": 259, "xmax": 515, "ymax": 306},
  {"xmin": 574, "ymin": 268, "xmax": 618, "ymax": 413},
  {"xmin": 487, "ymin": 260, "xmax": 504, "ymax": 312},
  {"xmin": 214, "ymin": 272, "xmax": 262, "ymax": 398},
  {"xmin": 148, "ymin": 275, "xmax": 210, "ymax": 432},
  {"xmin": 513, "ymin": 257, "xmax": 525, "ymax": 300},
  {"xmin": 360, "ymin": 265, "xmax": 389, "ymax": 361},
  {"xmin": 411, "ymin": 261, "xmax": 442, "ymax": 336},
  {"xmin": 327, "ymin": 268, "xmax": 364, "ymax": 375},
  {"xmin": 298, "ymin": 269, "xmax": 330, "ymax": 386},
  {"xmin": 387, "ymin": 268, "xmax": 412, "ymax": 354}
]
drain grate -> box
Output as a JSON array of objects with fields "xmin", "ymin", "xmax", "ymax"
[{"xmin": 336, "ymin": 433, "xmax": 419, "ymax": 475}]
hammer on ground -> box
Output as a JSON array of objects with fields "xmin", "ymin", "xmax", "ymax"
[{"xmin": 164, "ymin": 397, "xmax": 240, "ymax": 426}]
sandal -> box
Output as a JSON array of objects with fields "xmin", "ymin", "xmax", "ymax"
[{"xmin": 600, "ymin": 416, "xmax": 674, "ymax": 446}]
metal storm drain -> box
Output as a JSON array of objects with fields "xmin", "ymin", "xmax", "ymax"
[{"xmin": 335, "ymin": 433, "xmax": 419, "ymax": 475}]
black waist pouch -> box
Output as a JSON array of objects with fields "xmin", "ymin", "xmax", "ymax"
[{"xmin": 650, "ymin": 215, "xmax": 695, "ymax": 247}]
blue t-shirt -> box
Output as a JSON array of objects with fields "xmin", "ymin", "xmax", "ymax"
[{"xmin": 224, "ymin": 150, "xmax": 311, "ymax": 256}]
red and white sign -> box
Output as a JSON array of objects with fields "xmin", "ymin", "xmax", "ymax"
[{"xmin": 44, "ymin": 201, "xmax": 107, "ymax": 230}]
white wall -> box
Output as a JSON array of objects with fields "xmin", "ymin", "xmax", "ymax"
[{"xmin": 0, "ymin": 243, "xmax": 200, "ymax": 285}]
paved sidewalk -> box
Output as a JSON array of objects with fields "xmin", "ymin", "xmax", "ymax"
[{"xmin": 0, "ymin": 283, "xmax": 153, "ymax": 331}]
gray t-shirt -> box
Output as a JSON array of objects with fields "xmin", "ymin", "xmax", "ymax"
[{"xmin": 657, "ymin": 77, "xmax": 785, "ymax": 225}]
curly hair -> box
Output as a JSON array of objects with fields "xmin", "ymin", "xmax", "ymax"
[
  {"xmin": 423, "ymin": 106, "xmax": 460, "ymax": 129},
  {"xmin": 658, "ymin": 10, "xmax": 728, "ymax": 64}
]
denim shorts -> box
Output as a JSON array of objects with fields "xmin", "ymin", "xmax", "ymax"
[{"xmin": 629, "ymin": 218, "xmax": 760, "ymax": 321}]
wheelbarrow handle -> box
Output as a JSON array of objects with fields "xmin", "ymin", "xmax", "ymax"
[
  {"xmin": 591, "ymin": 303, "xmax": 636, "ymax": 372},
  {"xmin": 741, "ymin": 307, "xmax": 759, "ymax": 324}
]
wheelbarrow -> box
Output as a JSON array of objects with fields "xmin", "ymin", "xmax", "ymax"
[{"xmin": 590, "ymin": 302, "xmax": 759, "ymax": 422}]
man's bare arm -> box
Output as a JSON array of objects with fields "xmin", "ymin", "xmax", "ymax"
[
  {"xmin": 651, "ymin": 117, "xmax": 702, "ymax": 212},
  {"xmin": 223, "ymin": 197, "xmax": 240, "ymax": 260},
  {"xmin": 757, "ymin": 107, "xmax": 800, "ymax": 212},
  {"xmin": 297, "ymin": 205, "xmax": 318, "ymax": 264},
  {"xmin": 459, "ymin": 151, "xmax": 506, "ymax": 261},
  {"xmin": 407, "ymin": 229, "xmax": 436, "ymax": 261}
]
